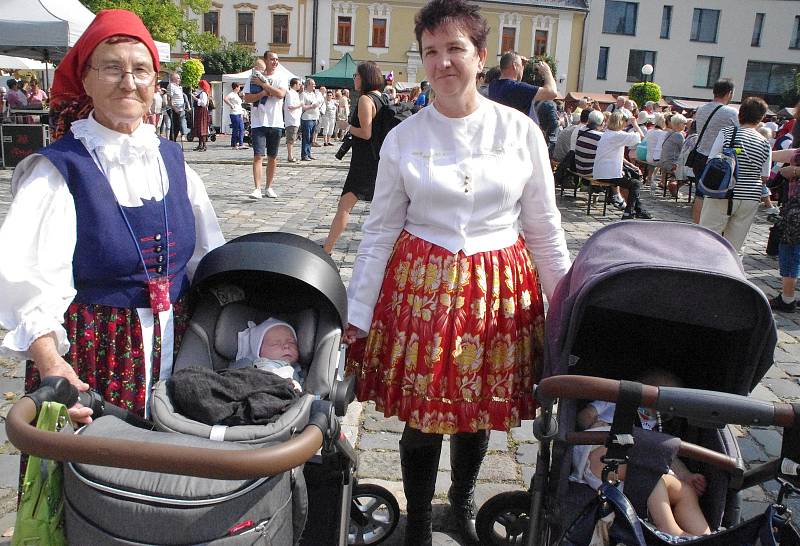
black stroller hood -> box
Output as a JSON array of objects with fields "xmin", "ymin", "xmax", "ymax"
[
  {"xmin": 191, "ymin": 232, "xmax": 347, "ymax": 330},
  {"xmin": 544, "ymin": 221, "xmax": 776, "ymax": 395}
]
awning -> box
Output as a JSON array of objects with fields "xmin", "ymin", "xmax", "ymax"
[
  {"xmin": 565, "ymin": 91, "xmax": 616, "ymax": 104},
  {"xmin": 0, "ymin": 55, "xmax": 54, "ymax": 70},
  {"xmin": 307, "ymin": 53, "xmax": 358, "ymax": 89}
]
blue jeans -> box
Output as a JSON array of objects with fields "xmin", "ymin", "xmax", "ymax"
[
  {"xmin": 230, "ymin": 114, "xmax": 244, "ymax": 147},
  {"xmin": 301, "ymin": 119, "xmax": 316, "ymax": 159}
]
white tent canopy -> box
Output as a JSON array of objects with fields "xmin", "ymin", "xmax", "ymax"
[
  {"xmin": 0, "ymin": 0, "xmax": 170, "ymax": 62},
  {"xmin": 0, "ymin": 55, "xmax": 54, "ymax": 71}
]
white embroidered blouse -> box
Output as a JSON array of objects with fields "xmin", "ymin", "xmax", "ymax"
[
  {"xmin": 0, "ymin": 114, "xmax": 225, "ymax": 385},
  {"xmin": 346, "ymin": 97, "xmax": 571, "ymax": 332}
]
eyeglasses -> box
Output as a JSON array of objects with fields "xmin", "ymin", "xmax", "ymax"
[
  {"xmin": 88, "ymin": 64, "xmax": 156, "ymax": 86},
  {"xmin": 352, "ymin": 73, "xmax": 359, "ymax": 79}
]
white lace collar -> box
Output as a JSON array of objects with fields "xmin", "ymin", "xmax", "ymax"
[{"xmin": 71, "ymin": 113, "xmax": 161, "ymax": 165}]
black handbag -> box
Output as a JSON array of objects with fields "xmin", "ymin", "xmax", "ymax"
[
  {"xmin": 686, "ymin": 105, "xmax": 723, "ymax": 169},
  {"xmin": 768, "ymin": 223, "xmax": 783, "ymax": 256}
]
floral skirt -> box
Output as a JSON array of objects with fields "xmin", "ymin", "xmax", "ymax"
[
  {"xmin": 25, "ymin": 300, "xmax": 189, "ymax": 417},
  {"xmin": 347, "ymin": 231, "xmax": 545, "ymax": 434}
]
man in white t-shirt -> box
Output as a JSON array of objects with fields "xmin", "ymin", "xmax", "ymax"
[
  {"xmin": 243, "ymin": 51, "xmax": 287, "ymax": 199},
  {"xmin": 167, "ymin": 72, "xmax": 189, "ymax": 141},
  {"xmin": 283, "ymin": 78, "xmax": 302, "ymax": 163},
  {"xmin": 299, "ymin": 79, "xmax": 323, "ymax": 161}
]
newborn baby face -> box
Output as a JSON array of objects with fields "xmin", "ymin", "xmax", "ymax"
[{"xmin": 260, "ymin": 325, "xmax": 299, "ymax": 362}]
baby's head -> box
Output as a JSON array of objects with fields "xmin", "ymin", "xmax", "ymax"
[
  {"xmin": 253, "ymin": 58, "xmax": 267, "ymax": 72},
  {"xmin": 636, "ymin": 368, "xmax": 682, "ymax": 388},
  {"xmin": 259, "ymin": 323, "xmax": 299, "ymax": 363}
]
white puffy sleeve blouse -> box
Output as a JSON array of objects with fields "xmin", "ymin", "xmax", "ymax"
[
  {"xmin": 346, "ymin": 97, "xmax": 572, "ymax": 332},
  {"xmin": 0, "ymin": 114, "xmax": 225, "ymax": 367}
]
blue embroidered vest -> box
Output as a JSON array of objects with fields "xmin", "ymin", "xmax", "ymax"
[{"xmin": 39, "ymin": 131, "xmax": 196, "ymax": 309}]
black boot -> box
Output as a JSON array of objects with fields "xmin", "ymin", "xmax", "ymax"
[
  {"xmin": 448, "ymin": 430, "xmax": 489, "ymax": 545},
  {"xmin": 399, "ymin": 426, "xmax": 442, "ymax": 546}
]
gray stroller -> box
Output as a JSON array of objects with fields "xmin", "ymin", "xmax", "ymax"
[
  {"xmin": 476, "ymin": 221, "xmax": 800, "ymax": 545},
  {"xmin": 7, "ymin": 232, "xmax": 399, "ymax": 545}
]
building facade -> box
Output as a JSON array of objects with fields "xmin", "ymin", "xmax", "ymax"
[
  {"xmin": 581, "ymin": 0, "xmax": 800, "ymax": 104},
  {"xmin": 180, "ymin": 0, "xmax": 587, "ymax": 95}
]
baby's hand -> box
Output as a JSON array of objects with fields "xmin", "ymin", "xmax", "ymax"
[{"xmin": 683, "ymin": 473, "xmax": 707, "ymax": 496}]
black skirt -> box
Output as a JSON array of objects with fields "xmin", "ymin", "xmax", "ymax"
[{"xmin": 342, "ymin": 137, "xmax": 379, "ymax": 201}]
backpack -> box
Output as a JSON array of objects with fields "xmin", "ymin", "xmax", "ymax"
[
  {"xmin": 369, "ymin": 95, "xmax": 416, "ymax": 158},
  {"xmin": 698, "ymin": 127, "xmax": 738, "ymax": 200}
]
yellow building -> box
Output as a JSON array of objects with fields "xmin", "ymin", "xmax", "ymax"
[{"xmin": 325, "ymin": 0, "xmax": 588, "ymax": 94}]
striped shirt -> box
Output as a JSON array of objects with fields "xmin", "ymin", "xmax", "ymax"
[
  {"xmin": 574, "ymin": 128, "xmax": 603, "ymax": 176},
  {"xmin": 707, "ymin": 126, "xmax": 771, "ymax": 201}
]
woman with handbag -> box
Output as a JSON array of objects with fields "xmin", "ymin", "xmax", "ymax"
[{"xmin": 593, "ymin": 111, "xmax": 652, "ymax": 220}]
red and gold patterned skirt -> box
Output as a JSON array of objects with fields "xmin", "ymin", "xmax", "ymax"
[
  {"xmin": 25, "ymin": 300, "xmax": 189, "ymax": 417},
  {"xmin": 347, "ymin": 231, "xmax": 545, "ymax": 434}
]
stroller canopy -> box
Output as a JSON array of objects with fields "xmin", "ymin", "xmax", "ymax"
[
  {"xmin": 192, "ymin": 232, "xmax": 347, "ymax": 330},
  {"xmin": 544, "ymin": 222, "xmax": 776, "ymax": 395}
]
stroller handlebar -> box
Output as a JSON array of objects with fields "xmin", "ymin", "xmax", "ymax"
[
  {"xmin": 565, "ymin": 431, "xmax": 741, "ymax": 472},
  {"xmin": 6, "ymin": 395, "xmax": 328, "ymax": 480},
  {"xmin": 536, "ymin": 375, "xmax": 796, "ymax": 429}
]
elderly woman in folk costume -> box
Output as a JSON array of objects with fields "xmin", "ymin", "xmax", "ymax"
[{"xmin": 0, "ymin": 9, "xmax": 224, "ymax": 423}]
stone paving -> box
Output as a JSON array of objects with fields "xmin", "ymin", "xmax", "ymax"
[{"xmin": 0, "ymin": 135, "xmax": 798, "ymax": 544}]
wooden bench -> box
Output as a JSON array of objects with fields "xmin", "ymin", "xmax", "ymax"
[
  {"xmin": 634, "ymin": 159, "xmax": 694, "ymax": 203},
  {"xmin": 564, "ymin": 170, "xmax": 617, "ymax": 216}
]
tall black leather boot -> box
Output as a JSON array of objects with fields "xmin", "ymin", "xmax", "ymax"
[
  {"xmin": 448, "ymin": 430, "xmax": 489, "ymax": 544},
  {"xmin": 399, "ymin": 426, "xmax": 443, "ymax": 546}
]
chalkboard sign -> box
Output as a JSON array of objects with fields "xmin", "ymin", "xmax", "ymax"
[{"xmin": 1, "ymin": 124, "xmax": 47, "ymax": 168}]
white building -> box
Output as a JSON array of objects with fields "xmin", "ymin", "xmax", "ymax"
[
  {"xmin": 179, "ymin": 0, "xmax": 333, "ymax": 77},
  {"xmin": 581, "ymin": 0, "xmax": 800, "ymax": 104}
]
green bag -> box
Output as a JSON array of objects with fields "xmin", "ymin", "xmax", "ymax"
[{"xmin": 12, "ymin": 401, "xmax": 69, "ymax": 546}]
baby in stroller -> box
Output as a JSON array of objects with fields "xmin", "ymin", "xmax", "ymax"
[
  {"xmin": 574, "ymin": 368, "xmax": 711, "ymax": 538},
  {"xmin": 235, "ymin": 318, "xmax": 305, "ymax": 391}
]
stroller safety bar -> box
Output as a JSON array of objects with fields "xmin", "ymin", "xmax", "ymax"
[
  {"xmin": 565, "ymin": 431, "xmax": 740, "ymax": 472},
  {"xmin": 6, "ymin": 395, "xmax": 330, "ymax": 480},
  {"xmin": 536, "ymin": 376, "xmax": 796, "ymax": 429}
]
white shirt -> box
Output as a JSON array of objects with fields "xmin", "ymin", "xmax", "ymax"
[
  {"xmin": 283, "ymin": 88, "xmax": 302, "ymax": 127},
  {"xmin": 149, "ymin": 92, "xmax": 162, "ymax": 116},
  {"xmin": 346, "ymin": 97, "xmax": 571, "ymax": 332},
  {"xmin": 569, "ymin": 123, "xmax": 586, "ymax": 151},
  {"xmin": 168, "ymin": 82, "xmax": 184, "ymax": 112},
  {"xmin": 251, "ymin": 73, "xmax": 286, "ymax": 129},
  {"xmin": 645, "ymin": 128, "xmax": 668, "ymax": 162},
  {"xmin": 593, "ymin": 130, "xmax": 641, "ymax": 180},
  {"xmin": 0, "ymin": 114, "xmax": 225, "ymax": 390},
  {"xmin": 300, "ymin": 90, "xmax": 323, "ymax": 121},
  {"xmin": 226, "ymin": 91, "xmax": 243, "ymax": 116},
  {"xmin": 195, "ymin": 91, "xmax": 208, "ymax": 108},
  {"xmin": 324, "ymin": 99, "xmax": 338, "ymax": 120}
]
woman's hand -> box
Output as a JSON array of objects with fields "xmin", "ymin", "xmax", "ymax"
[
  {"xmin": 682, "ymin": 473, "xmax": 707, "ymax": 497},
  {"xmin": 780, "ymin": 165, "xmax": 800, "ymax": 179},
  {"xmin": 343, "ymin": 324, "xmax": 361, "ymax": 345},
  {"xmin": 30, "ymin": 334, "xmax": 93, "ymax": 424}
]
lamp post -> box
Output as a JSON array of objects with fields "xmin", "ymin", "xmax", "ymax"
[
  {"xmin": 320, "ymin": 59, "xmax": 326, "ymax": 72},
  {"xmin": 641, "ymin": 63, "xmax": 654, "ymax": 83}
]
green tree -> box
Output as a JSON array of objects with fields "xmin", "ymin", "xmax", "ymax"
[
  {"xmin": 180, "ymin": 58, "xmax": 205, "ymax": 89},
  {"xmin": 80, "ymin": 0, "xmax": 212, "ymax": 46},
  {"xmin": 522, "ymin": 54, "xmax": 558, "ymax": 87},
  {"xmin": 184, "ymin": 31, "xmax": 221, "ymax": 57},
  {"xmin": 628, "ymin": 82, "xmax": 662, "ymax": 108},
  {"xmin": 202, "ymin": 41, "xmax": 255, "ymax": 75}
]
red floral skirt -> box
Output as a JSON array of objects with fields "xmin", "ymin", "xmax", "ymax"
[
  {"xmin": 25, "ymin": 300, "xmax": 189, "ymax": 417},
  {"xmin": 347, "ymin": 231, "xmax": 545, "ymax": 434}
]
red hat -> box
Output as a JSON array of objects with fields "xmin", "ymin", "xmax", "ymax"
[
  {"xmin": 198, "ymin": 80, "xmax": 211, "ymax": 94},
  {"xmin": 50, "ymin": 9, "xmax": 159, "ymax": 108}
]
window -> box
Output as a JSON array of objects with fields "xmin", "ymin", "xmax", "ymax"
[
  {"xmin": 602, "ymin": 1, "xmax": 638, "ymax": 36},
  {"xmin": 744, "ymin": 60, "xmax": 800, "ymax": 104},
  {"xmin": 752, "ymin": 13, "xmax": 764, "ymax": 47},
  {"xmin": 371, "ymin": 18, "xmax": 387, "ymax": 48},
  {"xmin": 691, "ymin": 9, "xmax": 720, "ymax": 43},
  {"xmin": 792, "ymin": 16, "xmax": 800, "ymax": 49},
  {"xmin": 694, "ymin": 56, "xmax": 722, "ymax": 88},
  {"xmin": 660, "ymin": 6, "xmax": 672, "ymax": 39},
  {"xmin": 237, "ymin": 12, "xmax": 254, "ymax": 43},
  {"xmin": 597, "ymin": 47, "xmax": 609, "ymax": 80},
  {"xmin": 501, "ymin": 27, "xmax": 516, "ymax": 54},
  {"xmin": 626, "ymin": 49, "xmax": 656, "ymax": 82},
  {"xmin": 272, "ymin": 14, "xmax": 289, "ymax": 44},
  {"xmin": 337, "ymin": 17, "xmax": 352, "ymax": 45},
  {"xmin": 203, "ymin": 12, "xmax": 219, "ymax": 37},
  {"xmin": 534, "ymin": 30, "xmax": 548, "ymax": 56}
]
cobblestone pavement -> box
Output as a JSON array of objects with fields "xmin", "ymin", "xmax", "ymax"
[{"xmin": 0, "ymin": 135, "xmax": 799, "ymax": 544}]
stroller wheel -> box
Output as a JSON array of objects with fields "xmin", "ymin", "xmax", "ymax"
[
  {"xmin": 348, "ymin": 483, "xmax": 399, "ymax": 545},
  {"xmin": 476, "ymin": 490, "xmax": 530, "ymax": 545},
  {"xmin": 210, "ymin": 133, "xmax": 216, "ymax": 142}
]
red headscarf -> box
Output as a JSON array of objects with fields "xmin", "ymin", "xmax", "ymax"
[
  {"xmin": 50, "ymin": 9, "xmax": 160, "ymax": 139},
  {"xmin": 198, "ymin": 80, "xmax": 211, "ymax": 95}
]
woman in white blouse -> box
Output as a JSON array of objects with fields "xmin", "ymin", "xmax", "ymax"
[
  {"xmin": 343, "ymin": 1, "xmax": 570, "ymax": 543},
  {"xmin": 594, "ymin": 112, "xmax": 651, "ymax": 220},
  {"xmin": 0, "ymin": 10, "xmax": 224, "ymax": 423}
]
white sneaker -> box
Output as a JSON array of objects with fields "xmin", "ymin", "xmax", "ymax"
[
  {"xmin": 265, "ymin": 187, "xmax": 278, "ymax": 198},
  {"xmin": 249, "ymin": 188, "xmax": 262, "ymax": 199}
]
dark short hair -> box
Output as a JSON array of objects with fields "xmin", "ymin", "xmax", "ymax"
[
  {"xmin": 712, "ymin": 78, "xmax": 734, "ymax": 99},
  {"xmin": 6, "ymin": 78, "xmax": 16, "ymax": 89},
  {"xmin": 499, "ymin": 52, "xmax": 517, "ymax": 70},
  {"xmin": 579, "ymin": 107, "xmax": 591, "ymax": 124},
  {"xmin": 484, "ymin": 66, "xmax": 501, "ymax": 85},
  {"xmin": 414, "ymin": 0, "xmax": 490, "ymax": 53},
  {"xmin": 231, "ymin": 82, "xmax": 240, "ymax": 90},
  {"xmin": 356, "ymin": 61, "xmax": 384, "ymax": 93},
  {"xmin": 738, "ymin": 96, "xmax": 768, "ymax": 125},
  {"xmin": 289, "ymin": 77, "xmax": 300, "ymax": 87}
]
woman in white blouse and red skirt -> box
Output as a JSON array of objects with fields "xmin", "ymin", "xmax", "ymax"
[
  {"xmin": 344, "ymin": 2, "xmax": 571, "ymax": 543},
  {"xmin": 0, "ymin": 10, "xmax": 224, "ymax": 425}
]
